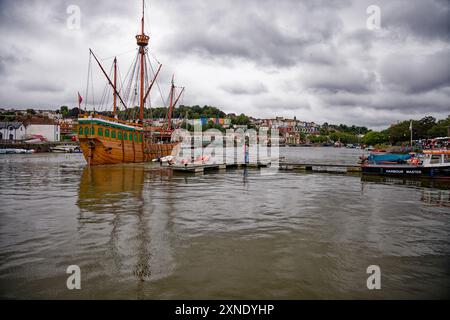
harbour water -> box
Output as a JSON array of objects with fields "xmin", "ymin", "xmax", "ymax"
[{"xmin": 0, "ymin": 148, "xmax": 449, "ymax": 299}]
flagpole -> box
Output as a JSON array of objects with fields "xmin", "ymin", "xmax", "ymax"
[{"xmin": 410, "ymin": 120, "xmax": 413, "ymax": 148}]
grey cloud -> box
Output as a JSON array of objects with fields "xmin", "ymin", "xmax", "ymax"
[
  {"xmin": 303, "ymin": 68, "xmax": 376, "ymax": 94},
  {"xmin": 220, "ymin": 81, "xmax": 268, "ymax": 95},
  {"xmin": 257, "ymin": 96, "xmax": 311, "ymax": 112},
  {"xmin": 161, "ymin": 0, "xmax": 346, "ymax": 67},
  {"xmin": 380, "ymin": 49, "xmax": 450, "ymax": 93},
  {"xmin": 341, "ymin": 29, "xmax": 374, "ymax": 51},
  {"xmin": 0, "ymin": 46, "xmax": 32, "ymax": 75},
  {"xmin": 0, "ymin": 54, "xmax": 19, "ymax": 75},
  {"xmin": 0, "ymin": 0, "xmax": 449, "ymax": 129},
  {"xmin": 319, "ymin": 88, "xmax": 450, "ymax": 114},
  {"xmin": 370, "ymin": 91, "xmax": 450, "ymax": 113},
  {"xmin": 16, "ymin": 80, "xmax": 64, "ymax": 93},
  {"xmin": 383, "ymin": 0, "xmax": 450, "ymax": 41}
]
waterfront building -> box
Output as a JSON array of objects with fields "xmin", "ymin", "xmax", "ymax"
[
  {"xmin": 59, "ymin": 119, "xmax": 76, "ymax": 139},
  {"xmin": 0, "ymin": 121, "xmax": 27, "ymax": 141},
  {"xmin": 26, "ymin": 118, "xmax": 60, "ymax": 142}
]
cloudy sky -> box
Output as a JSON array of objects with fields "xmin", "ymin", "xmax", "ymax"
[{"xmin": 0, "ymin": 0, "xmax": 449, "ymax": 129}]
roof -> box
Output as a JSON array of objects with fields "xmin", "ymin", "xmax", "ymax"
[
  {"xmin": 27, "ymin": 117, "xmax": 58, "ymax": 125},
  {"xmin": 0, "ymin": 121, "xmax": 24, "ymax": 129}
]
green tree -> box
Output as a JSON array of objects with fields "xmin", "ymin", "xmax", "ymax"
[
  {"xmin": 427, "ymin": 116, "xmax": 450, "ymax": 137},
  {"xmin": 308, "ymin": 135, "xmax": 328, "ymax": 143},
  {"xmin": 230, "ymin": 113, "xmax": 250, "ymax": 126},
  {"xmin": 384, "ymin": 116, "xmax": 438, "ymax": 144},
  {"xmin": 362, "ymin": 131, "xmax": 387, "ymax": 146},
  {"xmin": 68, "ymin": 107, "xmax": 80, "ymax": 118},
  {"xmin": 329, "ymin": 132, "xmax": 358, "ymax": 144},
  {"xmin": 60, "ymin": 106, "xmax": 69, "ymax": 118}
]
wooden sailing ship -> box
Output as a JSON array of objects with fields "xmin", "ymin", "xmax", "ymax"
[{"xmin": 77, "ymin": 1, "xmax": 184, "ymax": 166}]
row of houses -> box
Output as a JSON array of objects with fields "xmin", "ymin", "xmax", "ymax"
[
  {"xmin": 146, "ymin": 117, "xmax": 233, "ymax": 128},
  {"xmin": 252, "ymin": 117, "xmax": 320, "ymax": 134},
  {"xmin": 1, "ymin": 107, "xmax": 321, "ymax": 143},
  {"xmin": 148, "ymin": 116, "xmax": 319, "ymax": 133},
  {"xmin": 0, "ymin": 108, "xmax": 65, "ymax": 120},
  {"xmin": 185, "ymin": 118, "xmax": 232, "ymax": 127}
]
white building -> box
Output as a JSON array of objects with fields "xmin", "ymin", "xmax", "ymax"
[
  {"xmin": 0, "ymin": 121, "xmax": 27, "ymax": 141},
  {"xmin": 26, "ymin": 123, "xmax": 60, "ymax": 141}
]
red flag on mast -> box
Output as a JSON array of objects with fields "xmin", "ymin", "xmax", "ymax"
[{"xmin": 77, "ymin": 92, "xmax": 83, "ymax": 107}]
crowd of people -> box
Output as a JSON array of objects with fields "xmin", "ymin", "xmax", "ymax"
[{"xmin": 417, "ymin": 137, "xmax": 450, "ymax": 150}]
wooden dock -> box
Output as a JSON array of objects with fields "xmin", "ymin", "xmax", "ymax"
[
  {"xmin": 165, "ymin": 160, "xmax": 361, "ymax": 174},
  {"xmin": 167, "ymin": 161, "xmax": 271, "ymax": 173},
  {"xmin": 278, "ymin": 162, "xmax": 361, "ymax": 173}
]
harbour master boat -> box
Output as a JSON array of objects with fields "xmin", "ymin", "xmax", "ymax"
[{"xmin": 361, "ymin": 150, "xmax": 450, "ymax": 179}]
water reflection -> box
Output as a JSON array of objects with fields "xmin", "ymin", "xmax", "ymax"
[
  {"xmin": 421, "ymin": 190, "xmax": 450, "ymax": 208},
  {"xmin": 77, "ymin": 165, "xmax": 175, "ymax": 288},
  {"xmin": 2, "ymin": 151, "xmax": 449, "ymax": 299},
  {"xmin": 361, "ymin": 175, "xmax": 450, "ymax": 207},
  {"xmin": 243, "ymin": 168, "xmax": 249, "ymax": 189},
  {"xmin": 361, "ymin": 175, "xmax": 450, "ymax": 190},
  {"xmin": 77, "ymin": 165, "xmax": 145, "ymax": 213}
]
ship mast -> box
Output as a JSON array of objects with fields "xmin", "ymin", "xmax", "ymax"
[
  {"xmin": 136, "ymin": 0, "xmax": 149, "ymax": 122},
  {"xmin": 113, "ymin": 57, "xmax": 117, "ymax": 115},
  {"xmin": 167, "ymin": 75, "xmax": 185, "ymax": 130},
  {"xmin": 168, "ymin": 75, "xmax": 175, "ymax": 130},
  {"xmin": 90, "ymin": 49, "xmax": 127, "ymax": 109}
]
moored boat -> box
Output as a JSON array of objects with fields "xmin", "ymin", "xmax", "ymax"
[
  {"xmin": 0, "ymin": 148, "xmax": 35, "ymax": 154},
  {"xmin": 50, "ymin": 144, "xmax": 81, "ymax": 153},
  {"xmin": 76, "ymin": 1, "xmax": 183, "ymax": 166},
  {"xmin": 361, "ymin": 150, "xmax": 450, "ymax": 179}
]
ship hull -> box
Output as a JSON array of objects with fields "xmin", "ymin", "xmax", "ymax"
[
  {"xmin": 77, "ymin": 117, "xmax": 177, "ymax": 166},
  {"xmin": 79, "ymin": 137, "xmax": 177, "ymax": 166}
]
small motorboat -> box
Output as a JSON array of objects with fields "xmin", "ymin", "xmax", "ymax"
[
  {"xmin": 0, "ymin": 148, "xmax": 34, "ymax": 154},
  {"xmin": 361, "ymin": 150, "xmax": 450, "ymax": 179},
  {"xmin": 50, "ymin": 144, "xmax": 81, "ymax": 153},
  {"xmin": 152, "ymin": 155, "xmax": 176, "ymax": 165}
]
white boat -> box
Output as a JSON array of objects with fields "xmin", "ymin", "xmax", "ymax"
[
  {"xmin": 0, "ymin": 148, "xmax": 34, "ymax": 154},
  {"xmin": 152, "ymin": 155, "xmax": 176, "ymax": 164},
  {"xmin": 50, "ymin": 145, "xmax": 81, "ymax": 153}
]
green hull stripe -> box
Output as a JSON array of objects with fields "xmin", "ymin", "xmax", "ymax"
[{"xmin": 78, "ymin": 119, "xmax": 140, "ymax": 131}]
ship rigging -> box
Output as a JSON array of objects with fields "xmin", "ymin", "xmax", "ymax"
[{"xmin": 77, "ymin": 0, "xmax": 183, "ymax": 165}]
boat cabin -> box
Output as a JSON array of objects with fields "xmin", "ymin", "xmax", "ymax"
[{"xmin": 422, "ymin": 150, "xmax": 450, "ymax": 168}]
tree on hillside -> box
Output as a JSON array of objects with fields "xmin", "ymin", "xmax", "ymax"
[
  {"xmin": 60, "ymin": 106, "xmax": 69, "ymax": 118},
  {"xmin": 414, "ymin": 116, "xmax": 436, "ymax": 138},
  {"xmin": 427, "ymin": 116, "xmax": 450, "ymax": 137},
  {"xmin": 230, "ymin": 113, "xmax": 250, "ymax": 126},
  {"xmin": 68, "ymin": 107, "xmax": 80, "ymax": 118},
  {"xmin": 308, "ymin": 135, "xmax": 328, "ymax": 143},
  {"xmin": 362, "ymin": 131, "xmax": 387, "ymax": 146},
  {"xmin": 329, "ymin": 132, "xmax": 358, "ymax": 144},
  {"xmin": 384, "ymin": 116, "xmax": 439, "ymax": 144}
]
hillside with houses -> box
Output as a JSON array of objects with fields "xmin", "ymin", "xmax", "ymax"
[{"xmin": 0, "ymin": 106, "xmax": 448, "ymax": 150}]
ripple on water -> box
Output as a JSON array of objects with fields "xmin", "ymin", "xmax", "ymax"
[{"xmin": 0, "ymin": 151, "xmax": 449, "ymax": 299}]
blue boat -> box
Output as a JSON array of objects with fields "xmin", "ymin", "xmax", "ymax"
[{"xmin": 367, "ymin": 153, "xmax": 411, "ymax": 164}]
